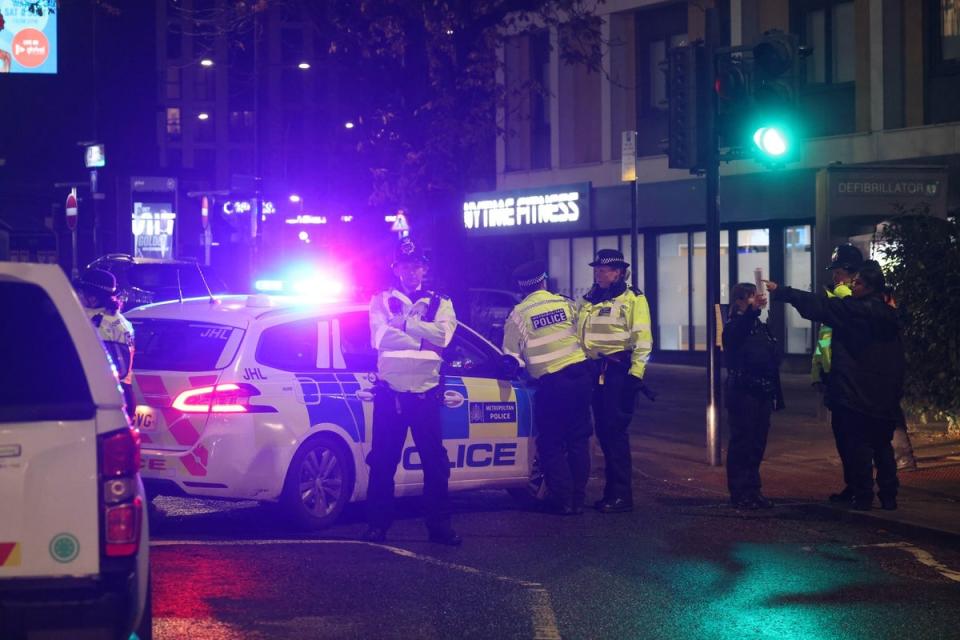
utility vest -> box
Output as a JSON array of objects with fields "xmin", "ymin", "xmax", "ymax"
[
  {"xmin": 502, "ymin": 289, "xmax": 586, "ymax": 379},
  {"xmin": 579, "ymin": 286, "xmax": 653, "ymax": 379},
  {"xmin": 87, "ymin": 307, "xmax": 135, "ymax": 384},
  {"xmin": 369, "ymin": 287, "xmax": 456, "ymax": 393},
  {"xmin": 811, "ymin": 282, "xmax": 852, "ymax": 383}
]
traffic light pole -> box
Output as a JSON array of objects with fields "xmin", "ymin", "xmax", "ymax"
[{"xmin": 704, "ymin": 8, "xmax": 723, "ymax": 467}]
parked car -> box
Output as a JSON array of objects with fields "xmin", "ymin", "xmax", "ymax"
[
  {"xmin": 0, "ymin": 263, "xmax": 150, "ymax": 640},
  {"xmin": 465, "ymin": 287, "xmax": 523, "ymax": 347},
  {"xmin": 87, "ymin": 254, "xmax": 229, "ymax": 310},
  {"xmin": 126, "ymin": 294, "xmax": 540, "ymax": 529}
]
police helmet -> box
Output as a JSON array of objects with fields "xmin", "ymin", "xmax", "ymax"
[
  {"xmin": 77, "ymin": 268, "xmax": 118, "ymax": 296},
  {"xmin": 827, "ymin": 244, "xmax": 863, "ymax": 272}
]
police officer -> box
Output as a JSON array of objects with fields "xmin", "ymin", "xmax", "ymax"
[
  {"xmin": 812, "ymin": 244, "xmax": 861, "ymax": 503},
  {"xmin": 76, "ymin": 269, "xmax": 136, "ymax": 417},
  {"xmin": 363, "ymin": 237, "xmax": 461, "ymax": 545},
  {"xmin": 503, "ymin": 261, "xmax": 593, "ymax": 515},
  {"xmin": 579, "ymin": 249, "xmax": 653, "ymax": 513}
]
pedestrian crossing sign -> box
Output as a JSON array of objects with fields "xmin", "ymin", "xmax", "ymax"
[{"xmin": 391, "ymin": 212, "xmax": 410, "ymax": 233}]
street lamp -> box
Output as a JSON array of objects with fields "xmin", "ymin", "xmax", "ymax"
[
  {"xmin": 344, "ymin": 121, "xmax": 355, "ymax": 130},
  {"xmin": 289, "ymin": 194, "xmax": 301, "ymax": 203},
  {"xmin": 197, "ymin": 112, "xmax": 210, "ymax": 121},
  {"xmin": 297, "ymin": 61, "xmax": 311, "ymax": 70},
  {"xmin": 200, "ymin": 58, "xmax": 214, "ymax": 67}
]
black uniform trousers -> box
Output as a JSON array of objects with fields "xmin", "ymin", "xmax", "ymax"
[
  {"xmin": 534, "ymin": 360, "xmax": 593, "ymax": 508},
  {"xmin": 832, "ymin": 405, "xmax": 899, "ymax": 503},
  {"xmin": 726, "ymin": 389, "xmax": 772, "ymax": 500},
  {"xmin": 591, "ymin": 358, "xmax": 637, "ymax": 503},
  {"xmin": 366, "ymin": 385, "xmax": 452, "ymax": 534}
]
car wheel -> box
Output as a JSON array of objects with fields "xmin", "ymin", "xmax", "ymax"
[{"xmin": 281, "ymin": 434, "xmax": 355, "ymax": 529}]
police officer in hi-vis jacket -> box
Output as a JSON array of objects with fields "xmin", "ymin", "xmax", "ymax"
[
  {"xmin": 503, "ymin": 260, "xmax": 593, "ymax": 515},
  {"xmin": 363, "ymin": 237, "xmax": 461, "ymax": 546},
  {"xmin": 579, "ymin": 249, "xmax": 653, "ymax": 513}
]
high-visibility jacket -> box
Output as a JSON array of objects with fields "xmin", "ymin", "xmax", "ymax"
[
  {"xmin": 369, "ymin": 287, "xmax": 456, "ymax": 393},
  {"xmin": 811, "ymin": 282, "xmax": 852, "ymax": 383},
  {"xmin": 579, "ymin": 287, "xmax": 653, "ymax": 379},
  {"xmin": 87, "ymin": 307, "xmax": 135, "ymax": 384},
  {"xmin": 502, "ymin": 289, "xmax": 587, "ymax": 379}
]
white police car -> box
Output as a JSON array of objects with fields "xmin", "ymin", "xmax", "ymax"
[{"xmin": 125, "ymin": 294, "xmax": 536, "ymax": 529}]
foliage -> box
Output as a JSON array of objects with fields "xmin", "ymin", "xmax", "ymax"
[{"xmin": 877, "ymin": 207, "xmax": 960, "ymax": 427}]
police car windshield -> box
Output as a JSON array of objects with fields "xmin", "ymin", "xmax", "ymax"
[{"xmin": 131, "ymin": 319, "xmax": 240, "ymax": 371}]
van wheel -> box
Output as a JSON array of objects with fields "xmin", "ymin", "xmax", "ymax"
[
  {"xmin": 134, "ymin": 576, "xmax": 152, "ymax": 640},
  {"xmin": 281, "ymin": 434, "xmax": 355, "ymax": 529}
]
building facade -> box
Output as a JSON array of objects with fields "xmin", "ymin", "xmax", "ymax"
[{"xmin": 466, "ymin": 0, "xmax": 960, "ymax": 364}]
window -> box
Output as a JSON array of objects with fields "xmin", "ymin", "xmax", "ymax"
[
  {"xmin": 572, "ymin": 237, "xmax": 594, "ymax": 300},
  {"xmin": 548, "ymin": 238, "xmax": 571, "ymax": 297},
  {"xmin": 634, "ymin": 2, "xmax": 688, "ymax": 155},
  {"xmin": 257, "ymin": 320, "xmax": 320, "ymax": 371},
  {"xmin": 784, "ymin": 225, "xmax": 813, "ymax": 354},
  {"xmin": 0, "ymin": 283, "xmax": 94, "ymax": 422},
  {"xmin": 229, "ymin": 110, "xmax": 254, "ymax": 142},
  {"xmin": 281, "ymin": 28, "xmax": 304, "ymax": 64},
  {"xmin": 647, "ymin": 34, "xmax": 688, "ymax": 112},
  {"xmin": 619, "ymin": 234, "xmax": 644, "ymax": 290},
  {"xmin": 441, "ymin": 326, "xmax": 501, "ymax": 378},
  {"xmin": 339, "ymin": 312, "xmax": 377, "ymax": 371},
  {"xmin": 941, "ymin": 0, "xmax": 960, "ymax": 61},
  {"xmin": 504, "ymin": 30, "xmax": 551, "ymax": 171},
  {"xmin": 797, "ymin": 1, "xmax": 855, "ymax": 85},
  {"xmin": 195, "ymin": 67, "xmax": 215, "ymax": 101},
  {"xmin": 737, "ymin": 228, "xmax": 770, "ymax": 323},
  {"xmin": 559, "ymin": 26, "xmax": 601, "ymax": 166},
  {"xmin": 692, "ymin": 231, "xmax": 730, "ymax": 350},
  {"xmin": 167, "ymin": 22, "xmax": 182, "ymax": 60},
  {"xmin": 657, "ymin": 233, "xmax": 689, "ymax": 350},
  {"xmin": 132, "ymin": 320, "xmax": 241, "ymax": 372},
  {"xmin": 195, "ymin": 116, "xmax": 214, "ymax": 143},
  {"xmin": 166, "ymin": 107, "xmax": 182, "ymax": 138},
  {"xmin": 165, "ymin": 67, "xmax": 181, "ymax": 100}
]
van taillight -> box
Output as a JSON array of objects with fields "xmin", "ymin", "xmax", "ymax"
[
  {"xmin": 99, "ymin": 427, "xmax": 143, "ymax": 557},
  {"xmin": 100, "ymin": 427, "xmax": 141, "ymax": 477},
  {"xmin": 172, "ymin": 383, "xmax": 276, "ymax": 413},
  {"xmin": 105, "ymin": 496, "xmax": 142, "ymax": 557}
]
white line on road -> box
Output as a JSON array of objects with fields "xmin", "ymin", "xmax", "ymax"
[
  {"xmin": 152, "ymin": 539, "xmax": 562, "ymax": 639},
  {"xmin": 853, "ymin": 542, "xmax": 960, "ymax": 583}
]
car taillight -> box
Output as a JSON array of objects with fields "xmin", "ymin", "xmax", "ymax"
[
  {"xmin": 99, "ymin": 427, "xmax": 143, "ymax": 557},
  {"xmin": 172, "ymin": 383, "xmax": 274, "ymax": 413}
]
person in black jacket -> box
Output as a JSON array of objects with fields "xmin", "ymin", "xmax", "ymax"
[
  {"xmin": 767, "ymin": 261, "xmax": 904, "ymax": 510},
  {"xmin": 723, "ymin": 283, "xmax": 784, "ymax": 509}
]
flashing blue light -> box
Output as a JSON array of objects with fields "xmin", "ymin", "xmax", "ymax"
[{"xmin": 254, "ymin": 279, "xmax": 284, "ymax": 292}]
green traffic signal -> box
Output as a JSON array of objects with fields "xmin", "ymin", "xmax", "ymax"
[{"xmin": 752, "ymin": 126, "xmax": 789, "ymax": 157}]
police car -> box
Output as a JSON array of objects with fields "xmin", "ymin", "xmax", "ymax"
[
  {"xmin": 125, "ymin": 294, "xmax": 537, "ymax": 529},
  {"xmin": 0, "ymin": 263, "xmax": 150, "ymax": 640}
]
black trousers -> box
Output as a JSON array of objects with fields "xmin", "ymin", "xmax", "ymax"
[
  {"xmin": 366, "ymin": 385, "xmax": 452, "ymax": 533},
  {"xmin": 832, "ymin": 405, "xmax": 899, "ymax": 502},
  {"xmin": 535, "ymin": 361, "xmax": 593, "ymax": 508},
  {"xmin": 591, "ymin": 360, "xmax": 637, "ymax": 503},
  {"xmin": 726, "ymin": 390, "xmax": 772, "ymax": 500}
]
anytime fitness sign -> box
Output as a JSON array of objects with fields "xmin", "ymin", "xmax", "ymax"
[{"xmin": 462, "ymin": 183, "xmax": 590, "ymax": 235}]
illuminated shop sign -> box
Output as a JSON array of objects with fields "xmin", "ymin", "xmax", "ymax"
[
  {"xmin": 131, "ymin": 203, "xmax": 176, "ymax": 260},
  {"xmin": 462, "ymin": 183, "xmax": 590, "ymax": 235},
  {"xmin": 222, "ymin": 199, "xmax": 276, "ymax": 215},
  {"xmin": 0, "ymin": 0, "xmax": 58, "ymax": 74}
]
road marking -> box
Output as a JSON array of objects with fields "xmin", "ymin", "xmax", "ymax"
[
  {"xmin": 853, "ymin": 542, "xmax": 960, "ymax": 583},
  {"xmin": 153, "ymin": 539, "xmax": 562, "ymax": 638}
]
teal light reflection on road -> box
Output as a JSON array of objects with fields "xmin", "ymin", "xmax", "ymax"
[{"xmin": 654, "ymin": 543, "xmax": 894, "ymax": 640}]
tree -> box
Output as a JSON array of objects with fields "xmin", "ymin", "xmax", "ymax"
[{"xmin": 878, "ymin": 209, "xmax": 960, "ymax": 433}]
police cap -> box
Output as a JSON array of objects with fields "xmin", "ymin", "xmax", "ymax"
[
  {"xmin": 77, "ymin": 268, "xmax": 118, "ymax": 296},
  {"xmin": 827, "ymin": 243, "xmax": 863, "ymax": 272},
  {"xmin": 512, "ymin": 260, "xmax": 547, "ymax": 288},
  {"xmin": 589, "ymin": 248, "xmax": 629, "ymax": 269}
]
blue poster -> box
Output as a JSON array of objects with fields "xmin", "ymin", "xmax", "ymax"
[{"xmin": 0, "ymin": 0, "xmax": 57, "ymax": 74}]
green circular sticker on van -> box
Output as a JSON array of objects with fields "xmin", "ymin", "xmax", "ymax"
[{"xmin": 49, "ymin": 533, "xmax": 79, "ymax": 563}]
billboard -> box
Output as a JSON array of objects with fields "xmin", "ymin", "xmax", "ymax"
[
  {"xmin": 0, "ymin": 0, "xmax": 57, "ymax": 74},
  {"xmin": 132, "ymin": 202, "xmax": 176, "ymax": 260}
]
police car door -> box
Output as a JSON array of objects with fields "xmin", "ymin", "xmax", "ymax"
[{"xmin": 439, "ymin": 325, "xmax": 531, "ymax": 486}]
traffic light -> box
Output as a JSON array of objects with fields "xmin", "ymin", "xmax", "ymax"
[
  {"xmin": 714, "ymin": 30, "xmax": 807, "ymax": 167},
  {"xmin": 666, "ymin": 43, "xmax": 707, "ymax": 170}
]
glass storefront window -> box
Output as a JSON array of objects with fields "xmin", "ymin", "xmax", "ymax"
[
  {"xmin": 692, "ymin": 231, "xmax": 729, "ymax": 351},
  {"xmin": 548, "ymin": 238, "xmax": 571, "ymax": 298},
  {"xmin": 736, "ymin": 228, "xmax": 770, "ymax": 320},
  {"xmin": 572, "ymin": 237, "xmax": 595, "ymax": 300},
  {"xmin": 596, "ymin": 236, "xmax": 618, "ymax": 251},
  {"xmin": 620, "ymin": 234, "xmax": 644, "ymax": 291},
  {"xmin": 657, "ymin": 233, "xmax": 689, "ymax": 350},
  {"xmin": 785, "ymin": 225, "xmax": 814, "ymax": 354}
]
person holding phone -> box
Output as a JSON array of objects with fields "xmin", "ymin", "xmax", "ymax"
[{"xmin": 722, "ymin": 282, "xmax": 784, "ymax": 509}]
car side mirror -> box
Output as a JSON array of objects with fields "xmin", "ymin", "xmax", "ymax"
[{"xmin": 499, "ymin": 354, "xmax": 521, "ymax": 379}]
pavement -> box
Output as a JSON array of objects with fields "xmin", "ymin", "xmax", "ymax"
[{"xmin": 631, "ymin": 363, "xmax": 960, "ymax": 541}]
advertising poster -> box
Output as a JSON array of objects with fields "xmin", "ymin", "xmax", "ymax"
[
  {"xmin": 132, "ymin": 202, "xmax": 176, "ymax": 260},
  {"xmin": 0, "ymin": 0, "xmax": 57, "ymax": 74}
]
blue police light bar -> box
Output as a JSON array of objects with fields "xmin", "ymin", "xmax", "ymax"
[{"xmin": 254, "ymin": 279, "xmax": 284, "ymax": 292}]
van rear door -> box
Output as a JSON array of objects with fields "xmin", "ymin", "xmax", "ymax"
[{"xmin": 0, "ymin": 270, "xmax": 104, "ymax": 579}]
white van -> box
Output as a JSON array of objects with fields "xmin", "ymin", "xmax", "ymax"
[{"xmin": 0, "ymin": 263, "xmax": 150, "ymax": 640}]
